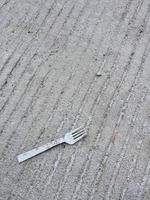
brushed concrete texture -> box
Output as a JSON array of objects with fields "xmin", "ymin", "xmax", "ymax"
[{"xmin": 0, "ymin": 0, "xmax": 150, "ymax": 199}]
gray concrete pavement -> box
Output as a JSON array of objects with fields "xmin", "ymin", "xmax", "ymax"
[{"xmin": 0, "ymin": 0, "xmax": 150, "ymax": 199}]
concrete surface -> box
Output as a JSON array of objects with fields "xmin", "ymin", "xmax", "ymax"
[{"xmin": 0, "ymin": 0, "xmax": 150, "ymax": 199}]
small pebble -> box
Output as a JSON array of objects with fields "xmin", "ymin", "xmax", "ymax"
[{"xmin": 96, "ymin": 72, "xmax": 102, "ymax": 76}]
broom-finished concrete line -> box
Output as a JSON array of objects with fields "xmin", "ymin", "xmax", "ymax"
[{"xmin": 0, "ymin": 0, "xmax": 150, "ymax": 199}]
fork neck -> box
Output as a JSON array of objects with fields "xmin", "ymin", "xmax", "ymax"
[{"xmin": 57, "ymin": 137, "xmax": 64, "ymax": 144}]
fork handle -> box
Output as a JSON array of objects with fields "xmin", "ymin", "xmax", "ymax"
[{"xmin": 17, "ymin": 138, "xmax": 64, "ymax": 163}]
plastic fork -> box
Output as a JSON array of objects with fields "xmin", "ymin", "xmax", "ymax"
[{"xmin": 17, "ymin": 126, "xmax": 87, "ymax": 163}]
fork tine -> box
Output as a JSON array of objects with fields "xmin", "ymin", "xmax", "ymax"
[
  {"xmin": 74, "ymin": 131, "xmax": 86, "ymax": 139},
  {"xmin": 73, "ymin": 129, "xmax": 86, "ymax": 139},
  {"xmin": 69, "ymin": 126, "xmax": 84, "ymax": 135},
  {"xmin": 72, "ymin": 128, "xmax": 85, "ymax": 137},
  {"xmin": 74, "ymin": 132, "xmax": 87, "ymax": 142}
]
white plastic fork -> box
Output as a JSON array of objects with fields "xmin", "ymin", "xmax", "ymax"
[{"xmin": 17, "ymin": 126, "xmax": 87, "ymax": 163}]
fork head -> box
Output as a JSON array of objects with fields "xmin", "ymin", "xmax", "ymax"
[{"xmin": 64, "ymin": 126, "xmax": 87, "ymax": 144}]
